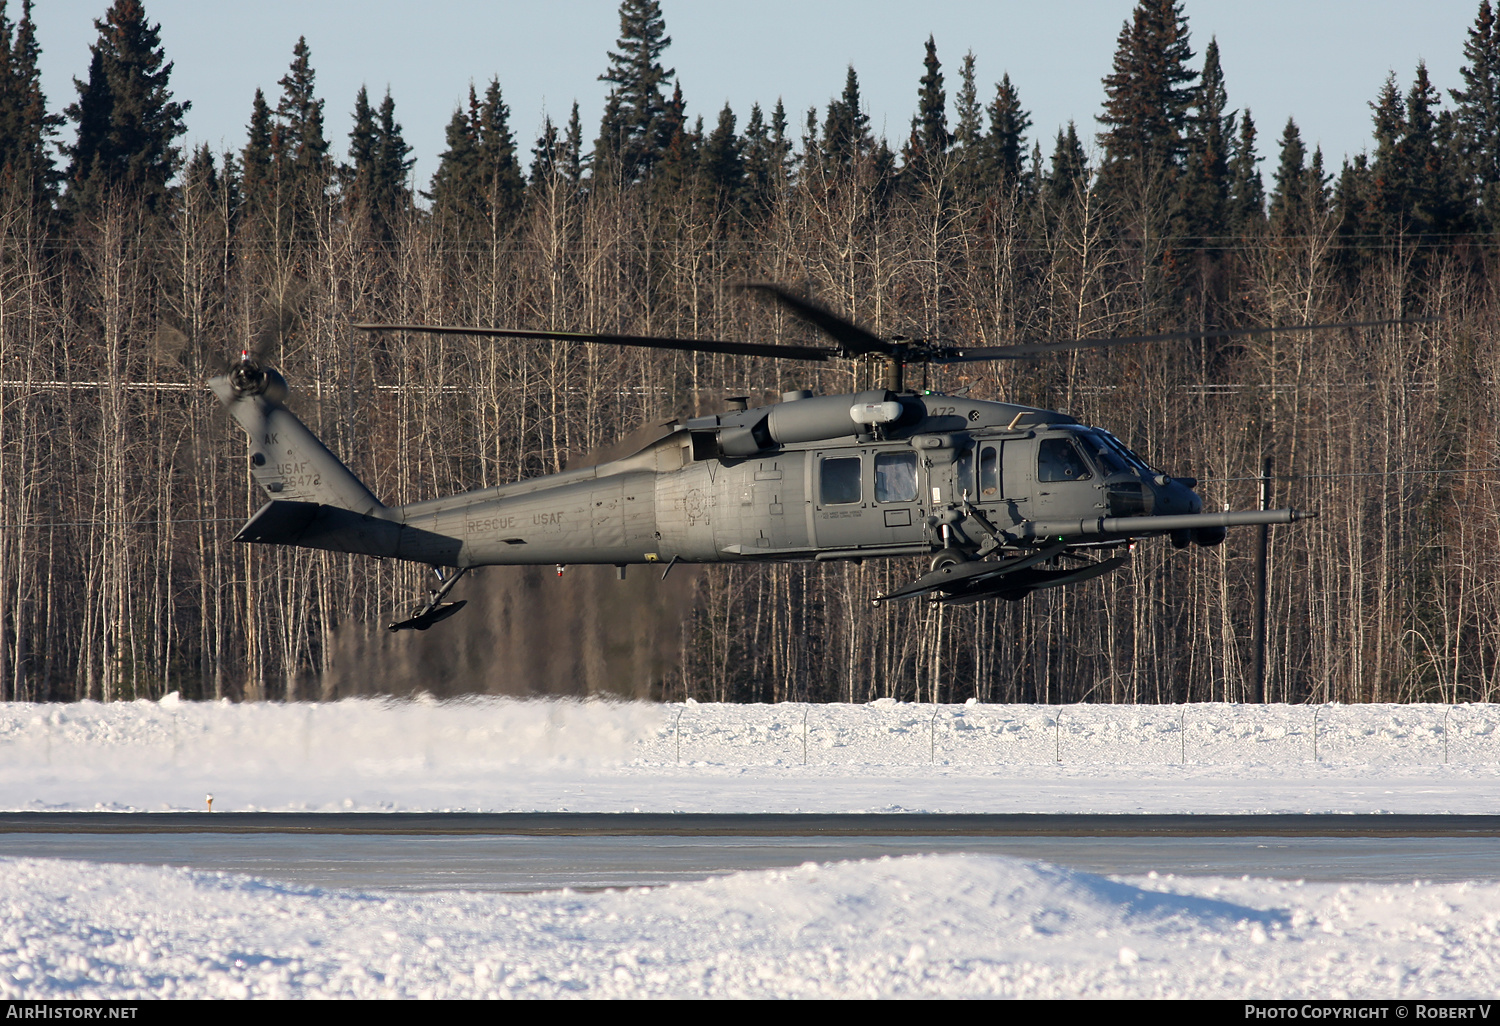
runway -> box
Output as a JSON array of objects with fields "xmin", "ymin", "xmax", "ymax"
[{"xmin": 0, "ymin": 813, "xmax": 1496, "ymax": 891}]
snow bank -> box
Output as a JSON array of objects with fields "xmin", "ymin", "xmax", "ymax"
[
  {"xmin": 0, "ymin": 853, "xmax": 1494, "ymax": 999},
  {"xmin": 0, "ymin": 698, "xmax": 1496, "ymax": 813}
]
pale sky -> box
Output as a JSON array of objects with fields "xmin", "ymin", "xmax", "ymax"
[{"xmin": 29, "ymin": 1, "xmax": 1486, "ymax": 190}]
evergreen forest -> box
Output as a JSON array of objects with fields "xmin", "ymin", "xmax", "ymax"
[{"xmin": 1, "ymin": 0, "xmax": 1498, "ymax": 706}]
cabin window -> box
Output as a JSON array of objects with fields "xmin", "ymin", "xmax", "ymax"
[
  {"xmin": 979, "ymin": 445, "xmax": 1000, "ymax": 497},
  {"xmin": 820, "ymin": 456, "xmax": 862, "ymax": 505},
  {"xmin": 1037, "ymin": 438, "xmax": 1093, "ymax": 482},
  {"xmin": 875, "ymin": 451, "xmax": 918, "ymax": 502}
]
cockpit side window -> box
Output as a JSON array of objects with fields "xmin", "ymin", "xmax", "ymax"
[{"xmin": 1037, "ymin": 438, "xmax": 1094, "ymax": 482}]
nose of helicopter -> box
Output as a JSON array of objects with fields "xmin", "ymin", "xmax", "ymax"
[{"xmin": 1153, "ymin": 475, "xmax": 1203, "ymax": 515}]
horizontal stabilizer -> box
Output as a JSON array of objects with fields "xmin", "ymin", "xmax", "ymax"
[{"xmin": 235, "ymin": 500, "xmax": 462, "ymax": 564}]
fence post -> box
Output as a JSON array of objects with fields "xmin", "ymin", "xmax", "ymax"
[
  {"xmin": 1312, "ymin": 705, "xmax": 1324, "ymax": 762},
  {"xmin": 1444, "ymin": 704, "xmax": 1453, "ymax": 765},
  {"xmin": 931, "ymin": 704, "xmax": 939, "ymax": 764},
  {"xmin": 802, "ymin": 706, "xmax": 809, "ymax": 766},
  {"xmin": 674, "ymin": 707, "xmax": 685, "ymax": 766},
  {"xmin": 1179, "ymin": 706, "xmax": 1187, "ymax": 765},
  {"xmin": 1055, "ymin": 708, "xmax": 1063, "ymax": 764}
]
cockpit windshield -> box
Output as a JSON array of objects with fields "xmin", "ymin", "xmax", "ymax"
[
  {"xmin": 1076, "ymin": 431, "xmax": 1130, "ymax": 476},
  {"xmin": 1091, "ymin": 430, "xmax": 1156, "ymax": 476}
]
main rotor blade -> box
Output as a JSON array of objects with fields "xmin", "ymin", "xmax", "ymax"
[
  {"xmin": 353, "ymin": 323, "xmax": 840, "ymax": 362},
  {"xmin": 736, "ymin": 283, "xmax": 898, "ymax": 357},
  {"xmin": 930, "ymin": 317, "xmax": 1438, "ymax": 363}
]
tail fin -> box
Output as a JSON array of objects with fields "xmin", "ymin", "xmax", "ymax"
[{"xmin": 208, "ymin": 363, "xmax": 385, "ymax": 516}]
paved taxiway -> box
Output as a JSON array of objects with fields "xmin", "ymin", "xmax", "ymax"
[
  {"xmin": 0, "ymin": 814, "xmax": 1495, "ymax": 891},
  {"xmin": 2, "ymin": 812, "xmax": 1498, "ymax": 836}
]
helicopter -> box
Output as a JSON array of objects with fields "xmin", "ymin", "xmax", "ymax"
[{"xmin": 208, "ymin": 284, "xmax": 1397, "ymax": 632}]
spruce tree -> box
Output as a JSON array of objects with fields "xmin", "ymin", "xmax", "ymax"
[
  {"xmin": 0, "ymin": 0, "xmax": 60, "ymax": 213},
  {"xmin": 65, "ymin": 49, "xmax": 111, "ymax": 207},
  {"xmin": 1451, "ymin": 0, "xmax": 1500, "ymax": 226},
  {"xmin": 595, "ymin": 0, "xmax": 675, "ymax": 183},
  {"xmin": 1226, "ymin": 108, "xmax": 1264, "ymax": 233},
  {"xmin": 564, "ymin": 101, "xmax": 584, "ymax": 186},
  {"xmin": 770, "ymin": 100, "xmax": 791, "ymax": 172},
  {"xmin": 530, "ymin": 114, "xmax": 563, "ymax": 183},
  {"xmin": 822, "ymin": 66, "xmax": 872, "ymax": 170},
  {"xmin": 741, "ymin": 102, "xmax": 773, "ymax": 207},
  {"xmin": 427, "ymin": 87, "xmax": 480, "ymax": 230},
  {"xmin": 650, "ymin": 82, "xmax": 697, "ymax": 201},
  {"xmin": 700, "ymin": 102, "xmax": 744, "ymax": 202},
  {"xmin": 1267, "ymin": 117, "xmax": 1307, "ymax": 232},
  {"xmin": 949, "ymin": 53, "xmax": 984, "ymax": 195},
  {"xmin": 180, "ymin": 141, "xmax": 236, "ymax": 228},
  {"xmin": 344, "ymin": 85, "xmax": 376, "ymax": 215},
  {"xmin": 429, "ymin": 78, "xmax": 521, "ymax": 237},
  {"xmin": 1026, "ymin": 140, "xmax": 1044, "ymax": 198},
  {"xmin": 1180, "ymin": 37, "xmax": 1232, "ymax": 240},
  {"xmin": 1403, "ymin": 62, "xmax": 1464, "ymax": 236},
  {"xmin": 1332, "ymin": 153, "xmax": 1373, "ymax": 276},
  {"xmin": 952, "ymin": 53, "xmax": 982, "ymax": 153},
  {"xmin": 910, "ymin": 35, "xmax": 949, "ymax": 171},
  {"xmin": 180, "ymin": 142, "xmax": 217, "ymax": 211},
  {"xmin": 1095, "ymin": 0, "xmax": 1196, "ymax": 199},
  {"xmin": 275, "ymin": 37, "xmax": 329, "ymax": 198},
  {"xmin": 367, "ymin": 89, "xmax": 412, "ymax": 233},
  {"xmin": 62, "ymin": 0, "xmax": 188, "ymax": 217},
  {"xmin": 1367, "ymin": 72, "xmax": 1408, "ymax": 235},
  {"xmin": 240, "ymin": 88, "xmax": 273, "ymax": 218},
  {"xmin": 528, "ymin": 103, "xmax": 583, "ymax": 186},
  {"xmin": 1305, "ymin": 146, "xmax": 1330, "ymax": 221},
  {"xmin": 1046, "ymin": 122, "xmax": 1088, "ymax": 205},
  {"xmin": 739, "ymin": 98, "xmax": 790, "ymax": 204},
  {"xmin": 799, "ymin": 106, "xmax": 820, "ymax": 176},
  {"xmin": 476, "ymin": 79, "xmax": 523, "ymax": 230},
  {"xmin": 986, "ymin": 73, "xmax": 1031, "ymax": 186}
]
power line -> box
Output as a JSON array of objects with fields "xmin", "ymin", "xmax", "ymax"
[
  {"xmin": 1205, "ymin": 467, "xmax": 1500, "ymax": 484},
  {"xmin": 0, "ymin": 516, "xmax": 243, "ymax": 530}
]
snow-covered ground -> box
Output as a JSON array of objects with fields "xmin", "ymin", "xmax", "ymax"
[
  {"xmin": 1, "ymin": 697, "xmax": 1498, "ymax": 999},
  {"xmin": 2, "ymin": 853, "xmax": 1498, "ymax": 998},
  {"xmin": 0, "ymin": 696, "xmax": 1494, "ymax": 814}
]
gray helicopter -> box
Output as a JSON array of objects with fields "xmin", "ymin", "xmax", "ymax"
[{"xmin": 209, "ymin": 285, "xmax": 1380, "ymax": 631}]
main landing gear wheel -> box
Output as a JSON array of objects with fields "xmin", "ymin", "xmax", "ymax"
[{"xmin": 930, "ymin": 551, "xmax": 969, "ymax": 574}]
